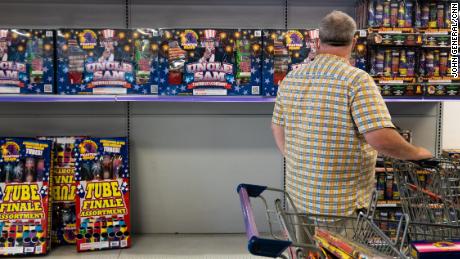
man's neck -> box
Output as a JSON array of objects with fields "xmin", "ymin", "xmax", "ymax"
[{"xmin": 317, "ymin": 45, "xmax": 352, "ymax": 61}]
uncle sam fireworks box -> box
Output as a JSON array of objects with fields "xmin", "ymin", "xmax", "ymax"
[
  {"xmin": 39, "ymin": 137, "xmax": 83, "ymax": 245},
  {"xmin": 0, "ymin": 29, "xmax": 54, "ymax": 94},
  {"xmin": 74, "ymin": 138, "xmax": 130, "ymax": 252},
  {"xmin": 0, "ymin": 138, "xmax": 53, "ymax": 256},
  {"xmin": 158, "ymin": 29, "xmax": 262, "ymax": 96},
  {"xmin": 56, "ymin": 29, "xmax": 160, "ymax": 95},
  {"xmin": 262, "ymin": 29, "xmax": 319, "ymax": 96}
]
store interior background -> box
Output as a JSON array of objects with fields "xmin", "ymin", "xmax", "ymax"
[{"xmin": 0, "ymin": 0, "xmax": 458, "ymax": 236}]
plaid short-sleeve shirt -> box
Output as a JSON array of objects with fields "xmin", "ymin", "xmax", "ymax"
[{"xmin": 272, "ymin": 53, "xmax": 394, "ymax": 216}]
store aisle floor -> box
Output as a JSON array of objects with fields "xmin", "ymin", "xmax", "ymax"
[{"xmin": 24, "ymin": 234, "xmax": 259, "ymax": 259}]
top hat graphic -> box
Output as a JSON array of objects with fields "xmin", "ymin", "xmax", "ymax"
[
  {"xmin": 101, "ymin": 29, "xmax": 115, "ymax": 41},
  {"xmin": 203, "ymin": 29, "xmax": 217, "ymax": 41}
]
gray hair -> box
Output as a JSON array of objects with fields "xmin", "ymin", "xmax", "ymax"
[{"xmin": 319, "ymin": 11, "xmax": 356, "ymax": 46}]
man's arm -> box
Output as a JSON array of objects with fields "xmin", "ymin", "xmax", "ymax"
[
  {"xmin": 364, "ymin": 128, "xmax": 432, "ymax": 160},
  {"xmin": 271, "ymin": 123, "xmax": 285, "ymax": 157}
]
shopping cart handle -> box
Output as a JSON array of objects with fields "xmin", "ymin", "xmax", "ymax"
[
  {"xmin": 248, "ymin": 236, "xmax": 292, "ymax": 258},
  {"xmin": 409, "ymin": 159, "xmax": 439, "ymax": 168},
  {"xmin": 237, "ymin": 183, "xmax": 267, "ymax": 197},
  {"xmin": 237, "ymin": 184, "xmax": 292, "ymax": 257}
]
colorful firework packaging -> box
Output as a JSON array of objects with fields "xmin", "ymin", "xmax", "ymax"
[
  {"xmin": 158, "ymin": 29, "xmax": 262, "ymax": 96},
  {"xmin": 40, "ymin": 137, "xmax": 83, "ymax": 245},
  {"xmin": 57, "ymin": 29, "xmax": 160, "ymax": 95},
  {"xmin": 74, "ymin": 138, "xmax": 130, "ymax": 252},
  {"xmin": 261, "ymin": 29, "xmax": 319, "ymax": 96},
  {"xmin": 0, "ymin": 29, "xmax": 54, "ymax": 94},
  {"xmin": 0, "ymin": 138, "xmax": 52, "ymax": 256}
]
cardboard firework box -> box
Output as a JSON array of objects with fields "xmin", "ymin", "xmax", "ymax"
[
  {"xmin": 262, "ymin": 29, "xmax": 319, "ymax": 96},
  {"xmin": 411, "ymin": 241, "xmax": 460, "ymax": 259},
  {"xmin": 0, "ymin": 138, "xmax": 53, "ymax": 256},
  {"xmin": 40, "ymin": 137, "xmax": 83, "ymax": 245},
  {"xmin": 0, "ymin": 29, "xmax": 54, "ymax": 94},
  {"xmin": 158, "ymin": 29, "xmax": 263, "ymax": 96},
  {"xmin": 56, "ymin": 29, "xmax": 160, "ymax": 95},
  {"xmin": 74, "ymin": 138, "xmax": 130, "ymax": 252}
]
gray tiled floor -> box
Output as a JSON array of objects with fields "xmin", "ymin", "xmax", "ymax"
[{"xmin": 24, "ymin": 234, "xmax": 259, "ymax": 259}]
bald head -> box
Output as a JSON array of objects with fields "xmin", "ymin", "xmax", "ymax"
[{"xmin": 319, "ymin": 11, "xmax": 357, "ymax": 47}]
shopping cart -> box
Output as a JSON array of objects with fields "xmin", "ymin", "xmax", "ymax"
[
  {"xmin": 237, "ymin": 184, "xmax": 409, "ymax": 259},
  {"xmin": 391, "ymin": 158, "xmax": 460, "ymax": 241}
]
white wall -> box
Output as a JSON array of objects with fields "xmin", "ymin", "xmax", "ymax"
[{"xmin": 443, "ymin": 103, "xmax": 460, "ymax": 149}]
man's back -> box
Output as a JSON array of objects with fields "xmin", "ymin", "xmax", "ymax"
[{"xmin": 272, "ymin": 53, "xmax": 394, "ymax": 216}]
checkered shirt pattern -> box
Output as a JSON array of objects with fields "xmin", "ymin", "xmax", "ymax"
[{"xmin": 272, "ymin": 54, "xmax": 394, "ymax": 216}]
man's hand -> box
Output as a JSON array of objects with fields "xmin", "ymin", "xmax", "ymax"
[{"xmin": 364, "ymin": 128, "xmax": 433, "ymax": 160}]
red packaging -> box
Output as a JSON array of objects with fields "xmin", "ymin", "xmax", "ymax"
[{"xmin": 75, "ymin": 138, "xmax": 130, "ymax": 252}]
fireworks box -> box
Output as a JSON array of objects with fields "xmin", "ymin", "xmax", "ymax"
[
  {"xmin": 442, "ymin": 149, "xmax": 460, "ymax": 160},
  {"xmin": 380, "ymin": 84, "xmax": 425, "ymax": 97},
  {"xmin": 40, "ymin": 137, "xmax": 83, "ymax": 245},
  {"xmin": 57, "ymin": 29, "xmax": 160, "ymax": 95},
  {"xmin": 425, "ymin": 84, "xmax": 460, "ymax": 97},
  {"xmin": 261, "ymin": 29, "xmax": 319, "ymax": 96},
  {"xmin": 0, "ymin": 29, "xmax": 54, "ymax": 94},
  {"xmin": 74, "ymin": 138, "xmax": 130, "ymax": 252},
  {"xmin": 411, "ymin": 241, "xmax": 460, "ymax": 259},
  {"xmin": 158, "ymin": 29, "xmax": 262, "ymax": 96},
  {"xmin": 0, "ymin": 138, "xmax": 53, "ymax": 256}
]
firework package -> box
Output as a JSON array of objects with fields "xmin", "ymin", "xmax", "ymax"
[
  {"xmin": 40, "ymin": 137, "xmax": 83, "ymax": 245},
  {"xmin": 74, "ymin": 138, "xmax": 130, "ymax": 252},
  {"xmin": 361, "ymin": 0, "xmax": 452, "ymax": 30},
  {"xmin": 411, "ymin": 241, "xmax": 460, "ymax": 259},
  {"xmin": 57, "ymin": 29, "xmax": 160, "ymax": 95},
  {"xmin": 0, "ymin": 29, "xmax": 54, "ymax": 94},
  {"xmin": 261, "ymin": 29, "xmax": 319, "ymax": 96},
  {"xmin": 0, "ymin": 138, "xmax": 53, "ymax": 256},
  {"xmin": 158, "ymin": 29, "xmax": 262, "ymax": 96}
]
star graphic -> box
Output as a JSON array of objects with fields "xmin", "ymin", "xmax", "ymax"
[
  {"xmin": 180, "ymin": 86, "xmax": 186, "ymax": 91},
  {"xmin": 80, "ymin": 85, "xmax": 86, "ymax": 90},
  {"xmin": 150, "ymin": 67, "xmax": 156, "ymax": 73},
  {"xmin": 256, "ymin": 58, "xmax": 261, "ymax": 63},
  {"xmin": 160, "ymin": 78, "xmax": 165, "ymax": 83},
  {"xmin": 163, "ymin": 68, "xmax": 169, "ymax": 74},
  {"xmin": 28, "ymin": 84, "xmax": 34, "ymax": 89},
  {"xmin": 264, "ymin": 59, "xmax": 269, "ymax": 64},
  {"xmin": 59, "ymin": 77, "xmax": 64, "ymax": 83},
  {"xmin": 235, "ymin": 86, "xmax": 241, "ymax": 92},
  {"xmin": 36, "ymin": 88, "xmax": 41, "ymax": 93},
  {"xmin": 159, "ymin": 58, "xmax": 165, "ymax": 63},
  {"xmin": 269, "ymin": 68, "xmax": 275, "ymax": 74},
  {"xmin": 265, "ymin": 78, "xmax": 270, "ymax": 84},
  {"xmin": 134, "ymin": 85, "xmax": 140, "ymax": 90},
  {"xmin": 172, "ymin": 89, "xmax": 177, "ymax": 94},
  {"xmin": 228, "ymin": 77, "xmax": 235, "ymax": 84},
  {"xmin": 43, "ymin": 67, "xmax": 49, "ymax": 73},
  {"xmin": 143, "ymin": 89, "xmax": 147, "ymax": 94},
  {"xmin": 243, "ymin": 90, "xmax": 248, "ymax": 95},
  {"xmin": 266, "ymin": 93, "xmax": 271, "ymax": 96},
  {"xmin": 47, "ymin": 76, "xmax": 53, "ymax": 82},
  {"xmin": 255, "ymin": 78, "xmax": 260, "ymax": 83},
  {"xmin": 251, "ymin": 68, "xmax": 256, "ymax": 74},
  {"xmin": 72, "ymin": 89, "xmax": 77, "ymax": 93}
]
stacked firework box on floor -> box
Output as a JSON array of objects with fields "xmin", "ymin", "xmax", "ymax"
[
  {"xmin": 0, "ymin": 138, "xmax": 53, "ymax": 256},
  {"xmin": 40, "ymin": 137, "xmax": 83, "ymax": 246},
  {"xmin": 56, "ymin": 29, "xmax": 160, "ymax": 95},
  {"xmin": 158, "ymin": 29, "xmax": 262, "ymax": 96},
  {"xmin": 0, "ymin": 29, "xmax": 54, "ymax": 94},
  {"xmin": 74, "ymin": 138, "xmax": 130, "ymax": 252}
]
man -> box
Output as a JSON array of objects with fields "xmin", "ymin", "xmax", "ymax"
[{"xmin": 271, "ymin": 10, "xmax": 431, "ymax": 242}]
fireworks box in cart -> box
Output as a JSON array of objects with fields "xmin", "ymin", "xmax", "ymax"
[
  {"xmin": 261, "ymin": 29, "xmax": 319, "ymax": 96},
  {"xmin": 57, "ymin": 29, "xmax": 160, "ymax": 95},
  {"xmin": 158, "ymin": 29, "xmax": 262, "ymax": 96},
  {"xmin": 0, "ymin": 138, "xmax": 53, "ymax": 256},
  {"xmin": 0, "ymin": 29, "xmax": 54, "ymax": 94},
  {"xmin": 40, "ymin": 137, "xmax": 83, "ymax": 245},
  {"xmin": 411, "ymin": 241, "xmax": 460, "ymax": 259},
  {"xmin": 74, "ymin": 138, "xmax": 130, "ymax": 252}
]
